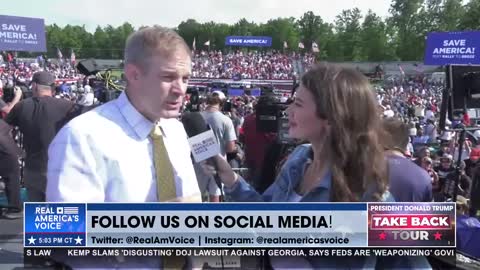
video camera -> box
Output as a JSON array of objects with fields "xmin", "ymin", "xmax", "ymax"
[
  {"xmin": 187, "ymin": 88, "xmax": 201, "ymax": 112},
  {"xmin": 438, "ymin": 64, "xmax": 480, "ymax": 206},
  {"xmin": 255, "ymin": 94, "xmax": 294, "ymax": 144},
  {"xmin": 1, "ymin": 79, "xmax": 32, "ymax": 103}
]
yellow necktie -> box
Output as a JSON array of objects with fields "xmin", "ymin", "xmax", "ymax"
[
  {"xmin": 150, "ymin": 125, "xmax": 177, "ymax": 202},
  {"xmin": 151, "ymin": 126, "xmax": 186, "ymax": 269}
]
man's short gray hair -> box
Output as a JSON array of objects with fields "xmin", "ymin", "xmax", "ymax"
[{"xmin": 124, "ymin": 25, "xmax": 190, "ymax": 71}]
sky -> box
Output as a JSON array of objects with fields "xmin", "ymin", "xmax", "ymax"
[{"xmin": 2, "ymin": 0, "xmax": 392, "ymax": 32}]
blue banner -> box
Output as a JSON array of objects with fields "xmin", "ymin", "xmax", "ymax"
[
  {"xmin": 424, "ymin": 31, "xmax": 480, "ymax": 65},
  {"xmin": 250, "ymin": 88, "xmax": 262, "ymax": 97},
  {"xmin": 0, "ymin": 15, "xmax": 46, "ymax": 52},
  {"xmin": 225, "ymin": 36, "xmax": 272, "ymax": 47},
  {"xmin": 23, "ymin": 203, "xmax": 455, "ymax": 249},
  {"xmin": 228, "ymin": 89, "xmax": 244, "ymax": 96},
  {"xmin": 24, "ymin": 203, "xmax": 86, "ymax": 247}
]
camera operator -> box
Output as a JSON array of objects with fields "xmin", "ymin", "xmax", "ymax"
[
  {"xmin": 454, "ymin": 161, "xmax": 472, "ymax": 198},
  {"xmin": 433, "ymin": 154, "xmax": 455, "ymax": 201},
  {"xmin": 464, "ymin": 147, "xmax": 480, "ymax": 178},
  {"xmin": 186, "ymin": 88, "xmax": 200, "ymax": 112},
  {"xmin": 241, "ymin": 95, "xmax": 277, "ymax": 193},
  {"xmin": 0, "ymin": 118, "xmax": 22, "ymax": 218},
  {"xmin": 467, "ymin": 157, "xmax": 480, "ymax": 217},
  {"xmin": 420, "ymin": 157, "xmax": 440, "ymax": 187},
  {"xmin": 5, "ymin": 71, "xmax": 75, "ymax": 202}
]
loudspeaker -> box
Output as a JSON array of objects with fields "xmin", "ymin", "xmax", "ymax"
[
  {"xmin": 448, "ymin": 65, "xmax": 480, "ymax": 110},
  {"xmin": 76, "ymin": 59, "xmax": 123, "ymax": 76},
  {"xmin": 76, "ymin": 59, "xmax": 99, "ymax": 76},
  {"xmin": 439, "ymin": 87, "xmax": 450, "ymax": 131}
]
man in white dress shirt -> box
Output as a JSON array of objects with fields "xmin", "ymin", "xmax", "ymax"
[
  {"xmin": 47, "ymin": 26, "xmax": 200, "ymax": 203},
  {"xmin": 46, "ymin": 25, "xmax": 201, "ymax": 270}
]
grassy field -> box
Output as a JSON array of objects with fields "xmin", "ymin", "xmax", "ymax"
[{"xmin": 109, "ymin": 69, "xmax": 124, "ymax": 80}]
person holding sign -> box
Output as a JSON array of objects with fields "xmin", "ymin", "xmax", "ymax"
[{"xmin": 206, "ymin": 63, "xmax": 430, "ymax": 269}]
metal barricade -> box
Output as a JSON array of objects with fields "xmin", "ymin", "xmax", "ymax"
[
  {"xmin": 232, "ymin": 168, "xmax": 250, "ymax": 179},
  {"xmin": 12, "ymin": 127, "xmax": 25, "ymax": 186}
]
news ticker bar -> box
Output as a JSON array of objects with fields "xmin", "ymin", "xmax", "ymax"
[
  {"xmin": 24, "ymin": 202, "xmax": 456, "ymax": 248},
  {"xmin": 23, "ymin": 248, "xmax": 456, "ymax": 269},
  {"xmin": 24, "ymin": 247, "xmax": 456, "ymax": 258}
]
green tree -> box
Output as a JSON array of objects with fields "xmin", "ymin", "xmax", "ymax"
[
  {"xmin": 212, "ymin": 23, "xmax": 232, "ymax": 51},
  {"xmin": 441, "ymin": 0, "xmax": 464, "ymax": 30},
  {"xmin": 263, "ymin": 17, "xmax": 299, "ymax": 51},
  {"xmin": 93, "ymin": 26, "xmax": 109, "ymax": 58},
  {"xmin": 459, "ymin": 0, "xmax": 480, "ymax": 30},
  {"xmin": 335, "ymin": 8, "xmax": 363, "ymax": 61},
  {"xmin": 109, "ymin": 23, "xmax": 135, "ymax": 59},
  {"xmin": 45, "ymin": 24, "xmax": 63, "ymax": 58},
  {"xmin": 419, "ymin": 0, "xmax": 443, "ymax": 32},
  {"xmin": 200, "ymin": 22, "xmax": 219, "ymax": 49},
  {"xmin": 360, "ymin": 10, "xmax": 394, "ymax": 61},
  {"xmin": 177, "ymin": 19, "xmax": 202, "ymax": 50},
  {"xmin": 388, "ymin": 0, "xmax": 424, "ymax": 60},
  {"xmin": 38, "ymin": 3, "xmax": 479, "ymax": 61},
  {"xmin": 297, "ymin": 11, "xmax": 324, "ymax": 50},
  {"xmin": 231, "ymin": 18, "xmax": 257, "ymax": 36}
]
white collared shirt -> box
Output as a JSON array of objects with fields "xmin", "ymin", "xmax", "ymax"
[{"xmin": 47, "ymin": 91, "xmax": 200, "ymax": 202}]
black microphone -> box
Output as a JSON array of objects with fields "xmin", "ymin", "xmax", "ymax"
[
  {"xmin": 182, "ymin": 112, "xmax": 209, "ymax": 138},
  {"xmin": 181, "ymin": 112, "xmax": 224, "ymax": 192},
  {"xmin": 181, "ymin": 115, "xmax": 227, "ymax": 266}
]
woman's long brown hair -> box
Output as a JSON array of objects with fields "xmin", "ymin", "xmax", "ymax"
[{"xmin": 301, "ymin": 63, "xmax": 388, "ymax": 202}]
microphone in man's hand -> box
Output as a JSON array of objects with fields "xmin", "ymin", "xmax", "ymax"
[{"xmin": 181, "ymin": 112, "xmax": 223, "ymax": 190}]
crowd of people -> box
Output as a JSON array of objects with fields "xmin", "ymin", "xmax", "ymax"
[
  {"xmin": 1, "ymin": 50, "xmax": 479, "ymax": 210},
  {"xmin": 0, "ymin": 26, "xmax": 479, "ymax": 268},
  {"xmin": 0, "ymin": 53, "xmax": 81, "ymax": 82},
  {"xmin": 297, "ymin": 52, "xmax": 316, "ymax": 72},
  {"xmin": 182, "ymin": 73, "xmax": 480, "ymax": 229},
  {"xmin": 192, "ymin": 50, "xmax": 296, "ymax": 79}
]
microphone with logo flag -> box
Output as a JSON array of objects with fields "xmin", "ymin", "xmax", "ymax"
[{"xmin": 181, "ymin": 112, "xmax": 223, "ymax": 192}]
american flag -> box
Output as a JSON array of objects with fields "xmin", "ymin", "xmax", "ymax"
[
  {"xmin": 312, "ymin": 42, "xmax": 319, "ymax": 53},
  {"xmin": 57, "ymin": 48, "xmax": 63, "ymax": 59},
  {"xmin": 57, "ymin": 206, "xmax": 79, "ymax": 215},
  {"xmin": 70, "ymin": 50, "xmax": 76, "ymax": 64},
  {"xmin": 399, "ymin": 65, "xmax": 405, "ymax": 76}
]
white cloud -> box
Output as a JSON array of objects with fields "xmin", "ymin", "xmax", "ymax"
[{"xmin": 2, "ymin": 0, "xmax": 391, "ymax": 32}]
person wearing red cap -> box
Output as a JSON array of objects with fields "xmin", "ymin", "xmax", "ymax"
[{"xmin": 465, "ymin": 147, "xmax": 480, "ymax": 178}]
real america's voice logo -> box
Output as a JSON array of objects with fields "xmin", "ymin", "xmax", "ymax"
[{"xmin": 24, "ymin": 203, "xmax": 86, "ymax": 247}]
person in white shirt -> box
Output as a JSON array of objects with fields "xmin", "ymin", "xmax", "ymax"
[
  {"xmin": 47, "ymin": 26, "xmax": 200, "ymax": 203},
  {"xmin": 425, "ymin": 108, "xmax": 435, "ymax": 121},
  {"xmin": 415, "ymin": 103, "xmax": 425, "ymax": 118},
  {"xmin": 76, "ymin": 85, "xmax": 95, "ymax": 106},
  {"xmin": 47, "ymin": 25, "xmax": 201, "ymax": 270},
  {"xmin": 383, "ymin": 105, "xmax": 395, "ymax": 118}
]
